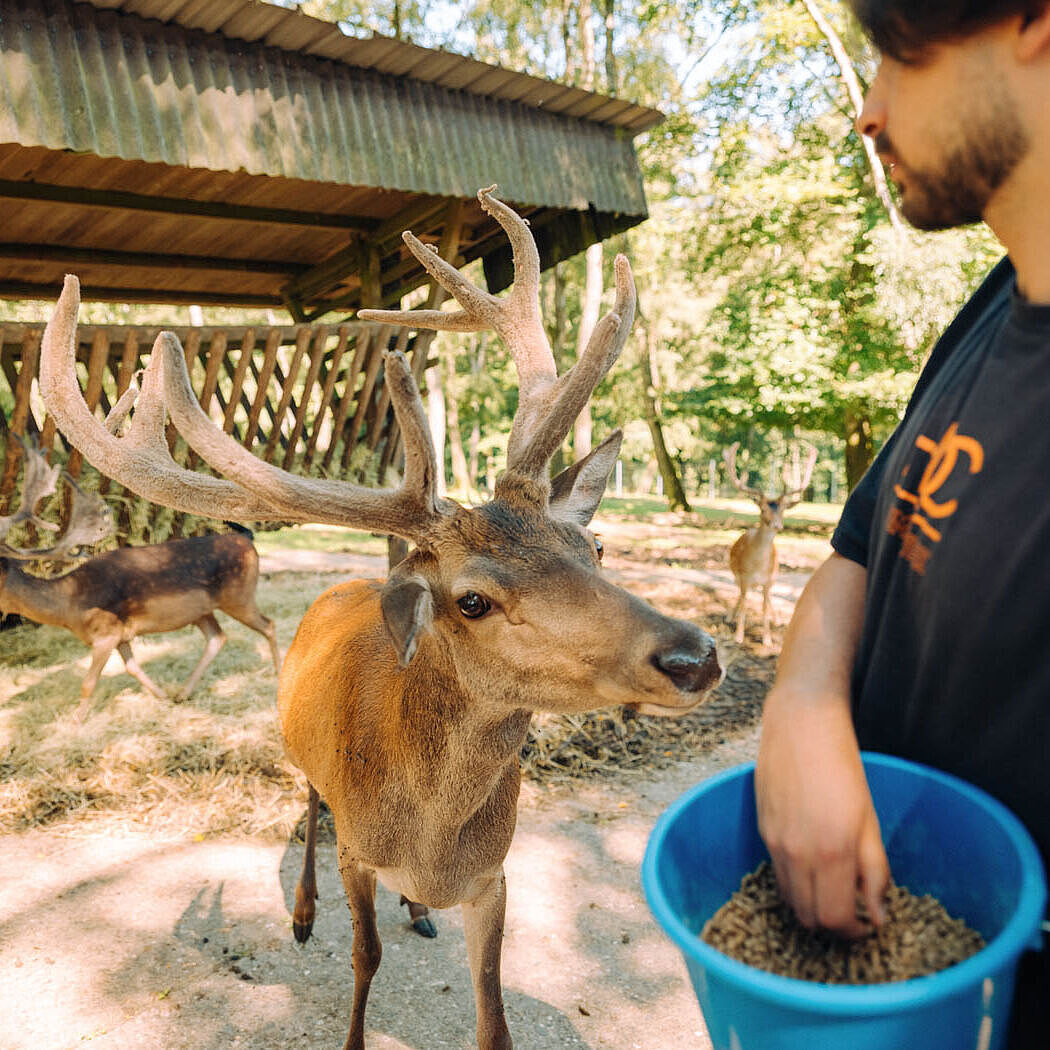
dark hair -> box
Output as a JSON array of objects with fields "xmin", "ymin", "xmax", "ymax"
[{"xmin": 848, "ymin": 1, "xmax": 1042, "ymax": 60}]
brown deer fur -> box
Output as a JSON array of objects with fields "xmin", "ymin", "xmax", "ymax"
[{"xmin": 0, "ymin": 532, "xmax": 279, "ymax": 712}]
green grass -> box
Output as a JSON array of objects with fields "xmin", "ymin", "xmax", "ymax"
[
  {"xmin": 598, "ymin": 494, "xmax": 841, "ymax": 534},
  {"xmin": 252, "ymin": 524, "xmax": 387, "ymax": 557}
]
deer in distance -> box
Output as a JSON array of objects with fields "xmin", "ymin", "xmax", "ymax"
[
  {"xmin": 39, "ymin": 186, "xmax": 722, "ymax": 1050},
  {"xmin": 723, "ymin": 440, "xmax": 817, "ymax": 647},
  {"xmin": 0, "ymin": 436, "xmax": 280, "ymax": 715}
]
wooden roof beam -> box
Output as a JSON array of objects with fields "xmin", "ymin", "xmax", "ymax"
[
  {"xmin": 0, "ymin": 179, "xmax": 381, "ymax": 232},
  {"xmin": 0, "ymin": 243, "xmax": 310, "ymax": 277},
  {"xmin": 0, "ymin": 280, "xmax": 283, "ymax": 308}
]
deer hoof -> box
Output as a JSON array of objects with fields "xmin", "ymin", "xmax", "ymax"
[
  {"xmin": 411, "ymin": 915, "xmax": 437, "ymax": 938},
  {"xmin": 292, "ymin": 916, "xmax": 314, "ymax": 943},
  {"xmin": 400, "ymin": 896, "xmax": 437, "ymax": 938}
]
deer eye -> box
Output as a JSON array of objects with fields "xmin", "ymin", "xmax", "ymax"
[{"xmin": 456, "ymin": 591, "xmax": 491, "ymax": 619}]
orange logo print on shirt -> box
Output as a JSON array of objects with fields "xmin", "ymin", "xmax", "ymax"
[{"xmin": 886, "ymin": 422, "xmax": 984, "ymax": 575}]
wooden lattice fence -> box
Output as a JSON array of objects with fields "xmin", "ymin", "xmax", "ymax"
[{"xmin": 0, "ymin": 319, "xmax": 425, "ymax": 544}]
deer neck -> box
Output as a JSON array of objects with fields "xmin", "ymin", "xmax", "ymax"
[
  {"xmin": 398, "ymin": 642, "xmax": 533, "ymax": 796},
  {"xmin": 751, "ymin": 521, "xmax": 779, "ymax": 548},
  {"xmin": 0, "ymin": 564, "xmax": 79, "ymax": 629}
]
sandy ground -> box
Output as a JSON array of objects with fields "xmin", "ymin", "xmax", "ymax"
[{"xmin": 0, "ymin": 727, "xmax": 760, "ymax": 1050}]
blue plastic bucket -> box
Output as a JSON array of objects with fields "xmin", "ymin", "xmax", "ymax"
[{"xmin": 642, "ymin": 753, "xmax": 1046, "ymax": 1050}]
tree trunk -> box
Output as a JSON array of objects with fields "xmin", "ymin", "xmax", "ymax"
[
  {"xmin": 572, "ymin": 0, "xmax": 599, "ymax": 462},
  {"xmin": 602, "ymin": 0, "xmax": 617, "ymax": 94},
  {"xmin": 425, "ymin": 364, "xmax": 447, "ymax": 498},
  {"xmin": 444, "ymin": 346, "xmax": 471, "ymax": 496},
  {"xmin": 799, "ymin": 0, "xmax": 902, "ymax": 230},
  {"xmin": 562, "ymin": 0, "xmax": 576, "ymax": 84},
  {"xmin": 574, "ymin": 243, "xmax": 602, "ymax": 459},
  {"xmin": 468, "ymin": 334, "xmax": 486, "ymax": 490},
  {"xmin": 641, "ymin": 323, "xmax": 691, "ymax": 511},
  {"xmin": 545, "ymin": 265, "xmax": 571, "ymax": 475},
  {"xmin": 844, "ymin": 409, "xmax": 874, "ymax": 492}
]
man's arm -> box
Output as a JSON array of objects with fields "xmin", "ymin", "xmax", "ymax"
[{"xmin": 754, "ymin": 551, "xmax": 891, "ymax": 938}]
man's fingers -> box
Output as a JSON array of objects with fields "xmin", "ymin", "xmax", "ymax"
[
  {"xmin": 858, "ymin": 831, "xmax": 892, "ymax": 927},
  {"xmin": 813, "ymin": 856, "xmax": 872, "ymax": 939},
  {"xmin": 771, "ymin": 853, "xmax": 817, "ymax": 929}
]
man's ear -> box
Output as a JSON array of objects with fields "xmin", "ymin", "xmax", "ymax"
[
  {"xmin": 380, "ymin": 567, "xmax": 434, "ymax": 668},
  {"xmin": 548, "ymin": 430, "xmax": 622, "ymax": 526},
  {"xmin": 1016, "ymin": 5, "xmax": 1050, "ymax": 63}
]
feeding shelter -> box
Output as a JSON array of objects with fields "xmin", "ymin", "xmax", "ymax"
[{"xmin": 0, "ymin": 0, "xmax": 662, "ymax": 539}]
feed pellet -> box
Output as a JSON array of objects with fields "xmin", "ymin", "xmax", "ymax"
[{"xmin": 702, "ymin": 861, "xmax": 984, "ymax": 983}]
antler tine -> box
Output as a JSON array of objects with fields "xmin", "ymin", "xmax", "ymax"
[
  {"xmin": 781, "ymin": 442, "xmax": 818, "ymax": 507},
  {"xmin": 0, "ymin": 441, "xmax": 114, "ymax": 563},
  {"xmin": 360, "ymin": 187, "xmax": 557, "ymax": 393},
  {"xmin": 1, "ymin": 473, "xmax": 116, "ymax": 563},
  {"xmin": 508, "ymin": 253, "xmax": 635, "ymax": 477},
  {"xmin": 0, "ymin": 435, "xmax": 61, "ymax": 542},
  {"xmin": 724, "ymin": 442, "xmax": 765, "ymax": 501},
  {"xmin": 39, "ymin": 276, "xmax": 450, "ymax": 541}
]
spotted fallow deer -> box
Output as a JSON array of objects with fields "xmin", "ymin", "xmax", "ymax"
[
  {"xmin": 0, "ymin": 437, "xmax": 280, "ymax": 714},
  {"xmin": 724, "ymin": 440, "xmax": 817, "ymax": 646},
  {"xmin": 39, "ymin": 186, "xmax": 722, "ymax": 1050}
]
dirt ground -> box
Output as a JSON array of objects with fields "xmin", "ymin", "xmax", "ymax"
[{"xmin": 0, "ymin": 505, "xmax": 832, "ymax": 1050}]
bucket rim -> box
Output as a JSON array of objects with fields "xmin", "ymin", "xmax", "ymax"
[{"xmin": 642, "ymin": 751, "xmax": 1048, "ymax": 1015}]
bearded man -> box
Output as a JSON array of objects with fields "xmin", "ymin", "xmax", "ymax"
[{"xmin": 753, "ymin": 4, "xmax": 1050, "ymax": 1045}]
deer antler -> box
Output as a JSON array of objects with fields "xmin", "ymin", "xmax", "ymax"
[
  {"xmin": 723, "ymin": 442, "xmax": 765, "ymax": 501},
  {"xmin": 359, "ymin": 186, "xmax": 636, "ymax": 481},
  {"xmin": 780, "ymin": 442, "xmax": 817, "ymax": 508},
  {"xmin": 0, "ymin": 434, "xmax": 61, "ymax": 540},
  {"xmin": 0, "ymin": 436, "xmax": 115, "ymax": 562},
  {"xmin": 38, "ymin": 276, "xmax": 453, "ymax": 542}
]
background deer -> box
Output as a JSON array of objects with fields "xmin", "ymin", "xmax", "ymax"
[
  {"xmin": 0, "ymin": 437, "xmax": 280, "ymax": 715},
  {"xmin": 39, "ymin": 187, "xmax": 721, "ymax": 1050},
  {"xmin": 723, "ymin": 440, "xmax": 817, "ymax": 647}
]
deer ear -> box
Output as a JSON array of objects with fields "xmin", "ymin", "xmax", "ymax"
[
  {"xmin": 380, "ymin": 569, "xmax": 434, "ymax": 668},
  {"xmin": 548, "ymin": 430, "xmax": 623, "ymax": 526}
]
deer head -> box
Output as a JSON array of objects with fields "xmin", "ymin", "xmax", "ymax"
[
  {"xmin": 39, "ymin": 187, "xmax": 719, "ymax": 717},
  {"xmin": 724, "ymin": 440, "xmax": 817, "ymax": 533}
]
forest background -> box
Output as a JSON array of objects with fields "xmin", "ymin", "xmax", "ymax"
[{"xmin": 0, "ymin": 0, "xmax": 1004, "ymax": 507}]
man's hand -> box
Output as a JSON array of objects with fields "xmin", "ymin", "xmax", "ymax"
[
  {"xmin": 753, "ymin": 552, "xmax": 891, "ymax": 939},
  {"xmin": 756, "ymin": 692, "xmax": 889, "ymax": 938}
]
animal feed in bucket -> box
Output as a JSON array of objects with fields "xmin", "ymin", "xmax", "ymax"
[{"xmin": 702, "ymin": 861, "xmax": 985, "ymax": 983}]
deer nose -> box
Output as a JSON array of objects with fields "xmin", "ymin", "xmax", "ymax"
[{"xmin": 651, "ymin": 635, "xmax": 721, "ymax": 694}]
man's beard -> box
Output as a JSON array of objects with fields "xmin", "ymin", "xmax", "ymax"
[{"xmin": 877, "ymin": 98, "xmax": 1029, "ymax": 231}]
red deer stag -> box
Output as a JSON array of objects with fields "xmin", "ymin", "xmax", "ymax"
[
  {"xmin": 39, "ymin": 186, "xmax": 721, "ymax": 1050},
  {"xmin": 724, "ymin": 440, "xmax": 817, "ymax": 646},
  {"xmin": 0, "ymin": 437, "xmax": 280, "ymax": 714}
]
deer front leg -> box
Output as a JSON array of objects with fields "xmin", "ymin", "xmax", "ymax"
[
  {"xmin": 173, "ymin": 613, "xmax": 225, "ymax": 700},
  {"xmin": 761, "ymin": 581, "xmax": 774, "ymax": 647},
  {"xmin": 339, "ymin": 860, "xmax": 381, "ymax": 1050},
  {"xmin": 293, "ymin": 784, "xmax": 320, "ymax": 942},
  {"xmin": 732, "ymin": 584, "xmax": 747, "ymax": 644},
  {"xmin": 462, "ymin": 871, "xmax": 513, "ymax": 1050}
]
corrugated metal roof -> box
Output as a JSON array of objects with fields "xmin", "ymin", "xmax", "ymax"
[
  {"xmin": 81, "ymin": 0, "xmax": 665, "ymax": 134},
  {"xmin": 0, "ymin": 0, "xmax": 649, "ymax": 215}
]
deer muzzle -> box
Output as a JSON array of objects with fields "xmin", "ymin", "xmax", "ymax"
[{"xmin": 632, "ymin": 625, "xmax": 722, "ymax": 716}]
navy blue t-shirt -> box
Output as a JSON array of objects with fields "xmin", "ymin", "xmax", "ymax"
[{"xmin": 833, "ymin": 256, "xmax": 1050, "ymax": 870}]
